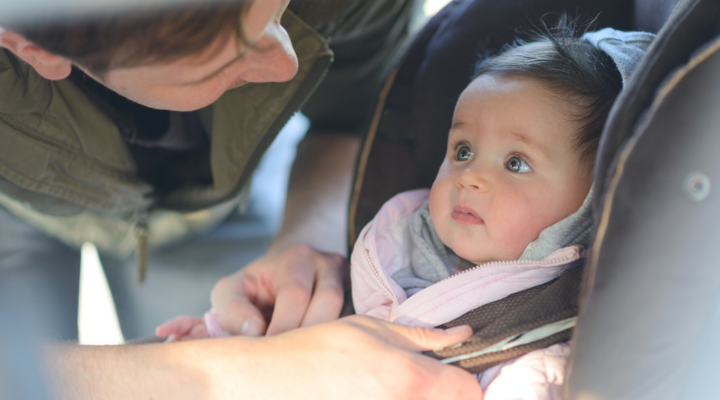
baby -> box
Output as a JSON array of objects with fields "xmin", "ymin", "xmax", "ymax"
[
  {"xmin": 350, "ymin": 23, "xmax": 653, "ymax": 399},
  {"xmin": 157, "ymin": 20, "xmax": 654, "ymax": 399}
]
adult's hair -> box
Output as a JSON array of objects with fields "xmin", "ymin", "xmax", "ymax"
[
  {"xmin": 473, "ymin": 15, "xmax": 623, "ymax": 163},
  {"xmin": 4, "ymin": 1, "xmax": 251, "ymax": 76}
]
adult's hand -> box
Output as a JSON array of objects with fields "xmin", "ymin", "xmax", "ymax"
[
  {"xmin": 211, "ymin": 244, "xmax": 348, "ymax": 337},
  {"xmin": 47, "ymin": 316, "xmax": 482, "ymax": 400},
  {"xmin": 208, "ymin": 134, "xmax": 359, "ymax": 337},
  {"xmin": 252, "ymin": 316, "xmax": 484, "ymax": 400}
]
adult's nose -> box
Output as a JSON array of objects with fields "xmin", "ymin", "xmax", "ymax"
[{"xmin": 242, "ymin": 22, "xmax": 298, "ymax": 83}]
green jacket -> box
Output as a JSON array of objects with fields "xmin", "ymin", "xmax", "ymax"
[{"xmin": 0, "ymin": 1, "xmax": 416, "ymax": 257}]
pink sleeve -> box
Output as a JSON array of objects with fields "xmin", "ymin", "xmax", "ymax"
[{"xmin": 204, "ymin": 310, "xmax": 231, "ymax": 338}]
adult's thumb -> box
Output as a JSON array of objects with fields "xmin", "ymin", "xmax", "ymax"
[
  {"xmin": 215, "ymin": 299, "xmax": 267, "ymax": 337},
  {"xmin": 385, "ymin": 324, "xmax": 473, "ymax": 352}
]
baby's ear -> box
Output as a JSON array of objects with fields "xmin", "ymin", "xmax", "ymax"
[{"xmin": 0, "ymin": 30, "xmax": 72, "ymax": 80}]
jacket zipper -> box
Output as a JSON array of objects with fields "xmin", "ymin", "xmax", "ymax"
[
  {"xmin": 365, "ymin": 245, "xmax": 580, "ymax": 303},
  {"xmin": 363, "ymin": 247, "xmax": 397, "ymax": 301},
  {"xmin": 135, "ymin": 209, "xmax": 149, "ymax": 283},
  {"xmin": 436, "ymin": 249, "xmax": 581, "ymax": 284}
]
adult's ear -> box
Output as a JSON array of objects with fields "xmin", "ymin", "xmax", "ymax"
[{"xmin": 0, "ymin": 30, "xmax": 72, "ymax": 80}]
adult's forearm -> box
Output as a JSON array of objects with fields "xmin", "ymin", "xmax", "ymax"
[
  {"xmin": 269, "ymin": 133, "xmax": 361, "ymax": 256},
  {"xmin": 45, "ymin": 339, "xmax": 270, "ymax": 400},
  {"xmin": 45, "ymin": 342, "xmax": 207, "ymax": 400},
  {"xmin": 42, "ymin": 318, "xmax": 483, "ymax": 400}
]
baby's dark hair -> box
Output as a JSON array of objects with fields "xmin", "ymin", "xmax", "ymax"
[{"xmin": 473, "ymin": 15, "xmax": 623, "ymax": 164}]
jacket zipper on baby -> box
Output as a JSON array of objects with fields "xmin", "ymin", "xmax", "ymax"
[
  {"xmin": 363, "ymin": 246, "xmax": 398, "ymax": 302},
  {"xmin": 436, "ymin": 249, "xmax": 581, "ymax": 285}
]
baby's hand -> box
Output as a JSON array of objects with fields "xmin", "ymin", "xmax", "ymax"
[
  {"xmin": 155, "ymin": 315, "xmax": 209, "ymax": 342},
  {"xmin": 156, "ymin": 311, "xmax": 231, "ymax": 342}
]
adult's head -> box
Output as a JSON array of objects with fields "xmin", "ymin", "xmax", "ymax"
[{"xmin": 0, "ymin": 0, "xmax": 298, "ymax": 111}]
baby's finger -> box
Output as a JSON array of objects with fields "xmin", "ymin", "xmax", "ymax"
[
  {"xmin": 155, "ymin": 315, "xmax": 204, "ymax": 338},
  {"xmin": 187, "ymin": 322, "xmax": 210, "ymax": 339},
  {"xmin": 185, "ymin": 323, "xmax": 210, "ymax": 341}
]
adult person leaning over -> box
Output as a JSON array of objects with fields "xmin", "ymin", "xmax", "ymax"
[
  {"xmin": 0, "ymin": 0, "xmax": 411, "ymax": 340},
  {"xmin": 0, "ymin": 0, "xmax": 483, "ymax": 398}
]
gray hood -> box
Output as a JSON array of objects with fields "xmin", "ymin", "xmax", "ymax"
[
  {"xmin": 519, "ymin": 28, "xmax": 656, "ymax": 260},
  {"xmin": 581, "ymin": 28, "xmax": 656, "ymax": 86}
]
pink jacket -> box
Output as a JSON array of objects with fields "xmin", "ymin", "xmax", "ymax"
[{"xmin": 351, "ymin": 189, "xmax": 583, "ymax": 399}]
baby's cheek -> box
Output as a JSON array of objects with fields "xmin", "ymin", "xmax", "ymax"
[
  {"xmin": 428, "ymin": 181, "xmax": 452, "ymax": 244},
  {"xmin": 428, "ymin": 177, "xmax": 453, "ymax": 223},
  {"xmin": 493, "ymin": 197, "xmax": 544, "ymax": 257}
]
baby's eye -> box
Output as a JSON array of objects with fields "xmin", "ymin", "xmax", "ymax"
[
  {"xmin": 455, "ymin": 145, "xmax": 473, "ymax": 161},
  {"xmin": 506, "ymin": 156, "xmax": 532, "ymax": 173}
]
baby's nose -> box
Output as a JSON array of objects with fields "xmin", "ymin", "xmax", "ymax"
[
  {"xmin": 457, "ymin": 169, "xmax": 492, "ymax": 192},
  {"xmin": 470, "ymin": 178, "xmax": 492, "ymax": 192}
]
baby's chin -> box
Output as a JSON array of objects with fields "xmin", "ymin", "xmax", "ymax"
[
  {"xmin": 454, "ymin": 247, "xmax": 525, "ymax": 266},
  {"xmin": 454, "ymin": 249, "xmax": 493, "ymax": 266},
  {"xmin": 443, "ymin": 232, "xmax": 528, "ymax": 265}
]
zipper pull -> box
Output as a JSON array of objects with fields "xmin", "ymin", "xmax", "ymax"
[{"xmin": 135, "ymin": 210, "xmax": 149, "ymax": 284}]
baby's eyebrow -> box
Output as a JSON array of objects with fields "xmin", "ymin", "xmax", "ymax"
[{"xmin": 510, "ymin": 130, "xmax": 552, "ymax": 159}]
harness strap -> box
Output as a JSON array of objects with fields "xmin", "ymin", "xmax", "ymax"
[{"xmin": 424, "ymin": 260, "xmax": 584, "ymax": 373}]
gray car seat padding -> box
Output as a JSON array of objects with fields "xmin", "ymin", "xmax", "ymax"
[{"xmin": 566, "ymin": 0, "xmax": 720, "ymax": 398}]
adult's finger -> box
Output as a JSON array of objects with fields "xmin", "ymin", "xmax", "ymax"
[
  {"xmin": 299, "ymin": 253, "xmax": 347, "ymax": 327},
  {"xmin": 375, "ymin": 320, "xmax": 482, "ymax": 399},
  {"xmin": 211, "ymin": 273, "xmax": 268, "ymax": 337},
  {"xmin": 265, "ymin": 252, "xmax": 316, "ymax": 335},
  {"xmin": 374, "ymin": 319, "xmax": 474, "ymax": 352}
]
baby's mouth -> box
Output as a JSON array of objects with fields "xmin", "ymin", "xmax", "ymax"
[{"xmin": 452, "ymin": 205, "xmax": 484, "ymax": 225}]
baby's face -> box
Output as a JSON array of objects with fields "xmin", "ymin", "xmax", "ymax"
[{"xmin": 429, "ymin": 74, "xmax": 592, "ymax": 265}]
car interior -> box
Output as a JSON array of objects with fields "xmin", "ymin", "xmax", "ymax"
[{"xmin": 1, "ymin": 0, "xmax": 719, "ymax": 398}]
